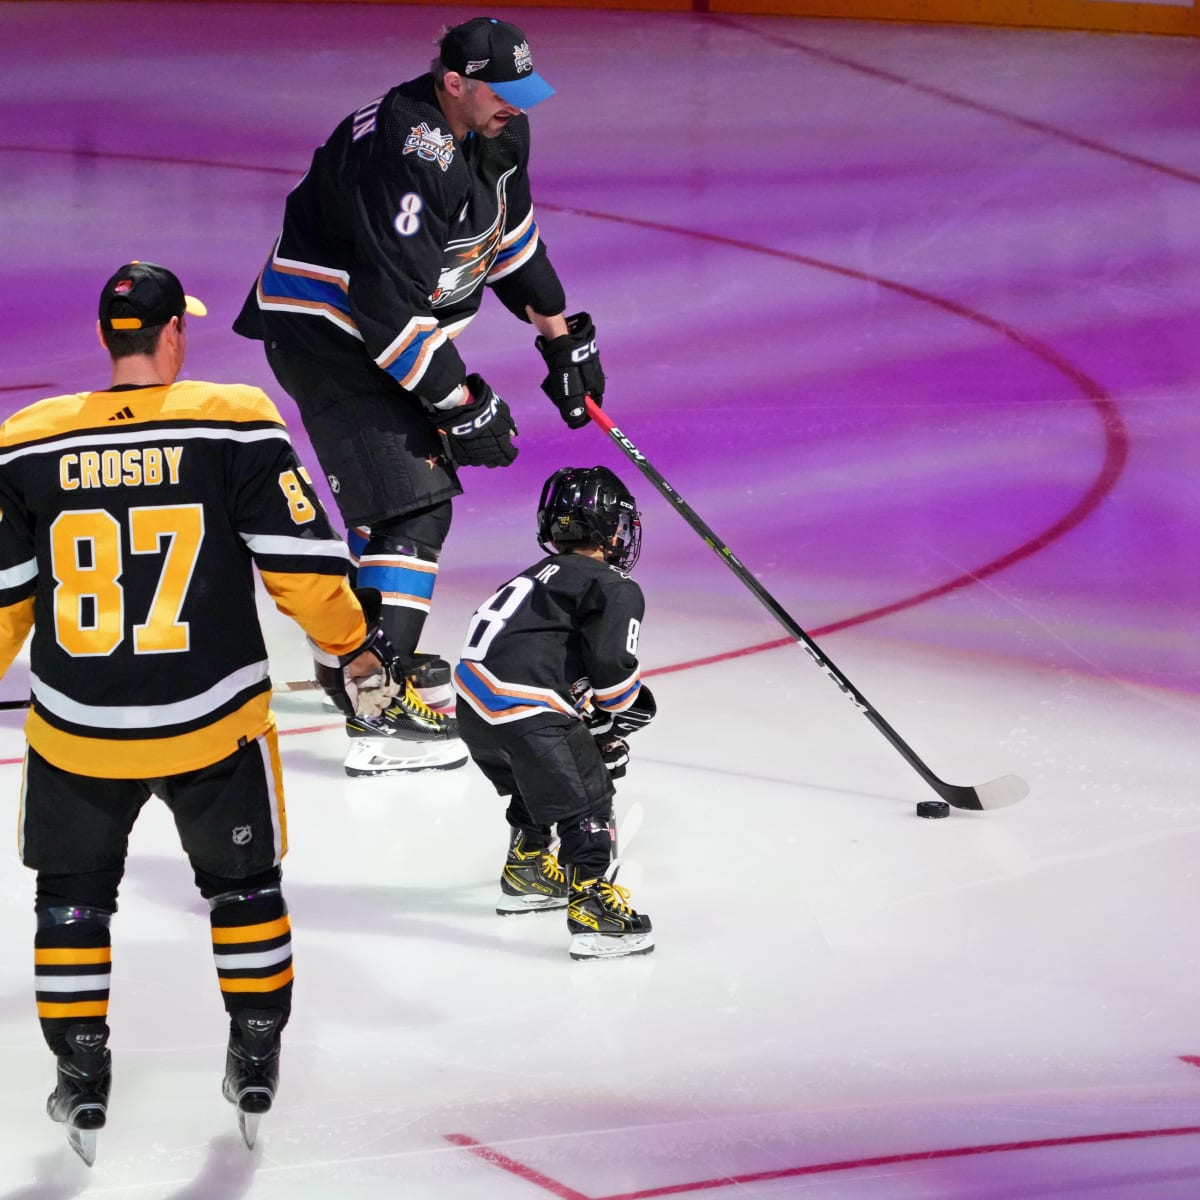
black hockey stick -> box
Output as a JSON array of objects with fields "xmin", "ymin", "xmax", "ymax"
[{"xmin": 585, "ymin": 397, "xmax": 1028, "ymax": 811}]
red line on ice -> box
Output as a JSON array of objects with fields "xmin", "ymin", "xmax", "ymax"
[
  {"xmin": 0, "ymin": 145, "xmax": 1129, "ymax": 687},
  {"xmin": 446, "ymin": 1125, "xmax": 1200, "ymax": 1199}
]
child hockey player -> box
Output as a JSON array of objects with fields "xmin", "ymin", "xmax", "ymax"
[{"xmin": 453, "ymin": 466, "xmax": 656, "ymax": 959}]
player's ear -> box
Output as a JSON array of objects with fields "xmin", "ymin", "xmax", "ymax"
[{"xmin": 95, "ymin": 320, "xmax": 107, "ymax": 351}]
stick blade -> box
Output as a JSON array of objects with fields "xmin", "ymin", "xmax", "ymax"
[
  {"xmin": 934, "ymin": 773, "xmax": 1029, "ymax": 811},
  {"xmin": 973, "ymin": 773, "xmax": 1030, "ymax": 810}
]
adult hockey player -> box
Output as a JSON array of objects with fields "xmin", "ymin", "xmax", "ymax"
[
  {"xmin": 453, "ymin": 467, "xmax": 655, "ymax": 960},
  {"xmin": 0, "ymin": 262, "xmax": 398, "ymax": 1163},
  {"xmin": 234, "ymin": 17, "xmax": 606, "ymax": 777}
]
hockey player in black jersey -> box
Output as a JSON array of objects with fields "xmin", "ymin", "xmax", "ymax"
[
  {"xmin": 234, "ymin": 17, "xmax": 606, "ymax": 777},
  {"xmin": 453, "ymin": 467, "xmax": 655, "ymax": 960},
  {"xmin": 0, "ymin": 263, "xmax": 400, "ymax": 1162}
]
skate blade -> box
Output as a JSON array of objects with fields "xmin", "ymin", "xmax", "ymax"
[
  {"xmin": 569, "ymin": 931, "xmax": 655, "ymax": 960},
  {"xmin": 344, "ymin": 737, "xmax": 467, "ymax": 776},
  {"xmin": 67, "ymin": 1124, "xmax": 98, "ymax": 1166},
  {"xmin": 238, "ymin": 1109, "xmax": 262, "ymax": 1150},
  {"xmin": 496, "ymin": 893, "xmax": 569, "ymax": 915}
]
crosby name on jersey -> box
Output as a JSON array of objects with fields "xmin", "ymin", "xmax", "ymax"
[
  {"xmin": 58, "ymin": 445, "xmax": 184, "ymax": 490},
  {"xmin": 0, "ymin": 381, "xmax": 366, "ymax": 779}
]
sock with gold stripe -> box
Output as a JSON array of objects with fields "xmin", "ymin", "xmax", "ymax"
[
  {"xmin": 209, "ymin": 885, "xmax": 294, "ymax": 1031},
  {"xmin": 34, "ymin": 906, "xmax": 112, "ymax": 1056}
]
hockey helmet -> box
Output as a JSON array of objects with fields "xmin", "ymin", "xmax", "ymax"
[{"xmin": 537, "ymin": 466, "xmax": 642, "ymax": 570}]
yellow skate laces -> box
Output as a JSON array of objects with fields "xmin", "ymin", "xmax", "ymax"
[
  {"xmin": 541, "ymin": 853, "xmax": 566, "ymax": 885},
  {"xmin": 399, "ymin": 679, "xmax": 441, "ymax": 722},
  {"xmin": 592, "ymin": 879, "xmax": 633, "ymax": 915}
]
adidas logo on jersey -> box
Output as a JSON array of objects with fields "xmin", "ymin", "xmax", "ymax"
[{"xmin": 108, "ymin": 405, "xmax": 134, "ymax": 421}]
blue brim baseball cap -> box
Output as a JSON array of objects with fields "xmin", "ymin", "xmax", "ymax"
[{"xmin": 439, "ymin": 17, "xmax": 556, "ymax": 109}]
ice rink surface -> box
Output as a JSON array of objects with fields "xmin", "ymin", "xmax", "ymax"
[{"xmin": 1, "ymin": 3, "xmax": 1199, "ymax": 1195}]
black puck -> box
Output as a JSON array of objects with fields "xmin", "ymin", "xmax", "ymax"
[{"xmin": 916, "ymin": 800, "xmax": 950, "ymax": 819}]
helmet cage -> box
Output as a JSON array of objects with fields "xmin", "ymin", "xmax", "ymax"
[{"xmin": 537, "ymin": 466, "xmax": 642, "ymax": 571}]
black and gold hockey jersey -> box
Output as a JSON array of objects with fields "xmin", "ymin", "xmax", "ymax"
[
  {"xmin": 453, "ymin": 553, "xmax": 645, "ymax": 729},
  {"xmin": 0, "ymin": 381, "xmax": 366, "ymax": 778},
  {"xmin": 234, "ymin": 74, "xmax": 566, "ymax": 407}
]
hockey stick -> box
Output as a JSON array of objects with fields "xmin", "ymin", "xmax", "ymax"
[
  {"xmin": 0, "ymin": 678, "xmax": 324, "ymax": 712},
  {"xmin": 584, "ymin": 397, "xmax": 1028, "ymax": 812}
]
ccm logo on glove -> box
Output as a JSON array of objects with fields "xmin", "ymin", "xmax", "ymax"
[{"xmin": 448, "ymin": 393, "xmax": 504, "ymax": 437}]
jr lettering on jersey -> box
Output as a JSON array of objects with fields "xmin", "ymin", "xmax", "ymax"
[{"xmin": 59, "ymin": 446, "xmax": 183, "ymax": 490}]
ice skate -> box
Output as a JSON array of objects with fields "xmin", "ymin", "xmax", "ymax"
[
  {"xmin": 222, "ymin": 1009, "xmax": 282, "ymax": 1149},
  {"xmin": 406, "ymin": 652, "xmax": 456, "ymax": 713},
  {"xmin": 46, "ymin": 1023, "xmax": 111, "ymax": 1167},
  {"xmin": 343, "ymin": 675, "xmax": 466, "ymax": 776},
  {"xmin": 345, "ymin": 677, "xmax": 458, "ymax": 742},
  {"xmin": 322, "ymin": 651, "xmax": 455, "ymax": 714},
  {"xmin": 497, "ymin": 830, "xmax": 568, "ymax": 915},
  {"xmin": 567, "ymin": 867, "xmax": 654, "ymax": 960},
  {"xmin": 343, "ymin": 735, "xmax": 468, "ymax": 775}
]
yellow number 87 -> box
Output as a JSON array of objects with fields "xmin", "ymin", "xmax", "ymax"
[{"xmin": 50, "ymin": 504, "xmax": 205, "ymax": 657}]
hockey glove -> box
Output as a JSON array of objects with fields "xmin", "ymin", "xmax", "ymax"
[
  {"xmin": 612, "ymin": 684, "xmax": 656, "ymax": 738},
  {"xmin": 596, "ymin": 735, "xmax": 630, "ymax": 780},
  {"xmin": 586, "ymin": 684, "xmax": 655, "ymax": 739},
  {"xmin": 535, "ymin": 312, "xmax": 604, "ymax": 428},
  {"xmin": 437, "ymin": 374, "xmax": 518, "ymax": 468},
  {"xmin": 310, "ymin": 588, "xmax": 399, "ymax": 719}
]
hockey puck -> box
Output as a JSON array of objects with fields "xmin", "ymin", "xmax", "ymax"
[{"xmin": 916, "ymin": 800, "xmax": 950, "ymax": 819}]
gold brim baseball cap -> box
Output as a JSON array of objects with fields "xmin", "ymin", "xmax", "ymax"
[{"xmin": 99, "ymin": 261, "xmax": 207, "ymax": 331}]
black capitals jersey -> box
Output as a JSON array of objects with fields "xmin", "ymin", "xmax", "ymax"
[
  {"xmin": 234, "ymin": 74, "xmax": 566, "ymax": 407},
  {"xmin": 0, "ymin": 381, "xmax": 366, "ymax": 778},
  {"xmin": 453, "ymin": 553, "xmax": 646, "ymax": 729}
]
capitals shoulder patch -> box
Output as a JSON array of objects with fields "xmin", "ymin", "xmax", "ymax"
[{"xmin": 403, "ymin": 122, "xmax": 456, "ymax": 173}]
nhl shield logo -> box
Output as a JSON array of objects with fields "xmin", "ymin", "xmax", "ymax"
[
  {"xmin": 232, "ymin": 825, "xmax": 253, "ymax": 846},
  {"xmin": 513, "ymin": 41, "xmax": 533, "ymax": 75},
  {"xmin": 403, "ymin": 122, "xmax": 456, "ymax": 173}
]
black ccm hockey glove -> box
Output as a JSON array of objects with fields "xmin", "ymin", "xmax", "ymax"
[
  {"xmin": 585, "ymin": 687, "xmax": 656, "ymax": 779},
  {"xmin": 597, "ymin": 736, "xmax": 630, "ymax": 780},
  {"xmin": 436, "ymin": 374, "xmax": 518, "ymax": 468},
  {"xmin": 310, "ymin": 588, "xmax": 399, "ymax": 719},
  {"xmin": 590, "ymin": 685, "xmax": 657, "ymax": 739},
  {"xmin": 585, "ymin": 708, "xmax": 627, "ymax": 778},
  {"xmin": 535, "ymin": 312, "xmax": 605, "ymax": 428}
]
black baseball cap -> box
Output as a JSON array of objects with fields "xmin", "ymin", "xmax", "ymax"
[
  {"xmin": 439, "ymin": 18, "xmax": 555, "ymax": 108},
  {"xmin": 98, "ymin": 262, "xmax": 207, "ymax": 332}
]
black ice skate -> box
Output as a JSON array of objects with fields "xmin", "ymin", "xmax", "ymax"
[
  {"xmin": 566, "ymin": 868, "xmax": 654, "ymax": 960},
  {"xmin": 222, "ymin": 1008, "xmax": 283, "ymax": 1149},
  {"xmin": 406, "ymin": 652, "xmax": 456, "ymax": 713},
  {"xmin": 343, "ymin": 675, "xmax": 466, "ymax": 776},
  {"xmin": 328, "ymin": 652, "xmax": 456, "ymax": 713},
  {"xmin": 46, "ymin": 1023, "xmax": 111, "ymax": 1166},
  {"xmin": 497, "ymin": 831, "xmax": 568, "ymax": 915}
]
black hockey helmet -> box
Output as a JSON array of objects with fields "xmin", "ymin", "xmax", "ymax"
[{"xmin": 537, "ymin": 466, "xmax": 642, "ymax": 570}]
